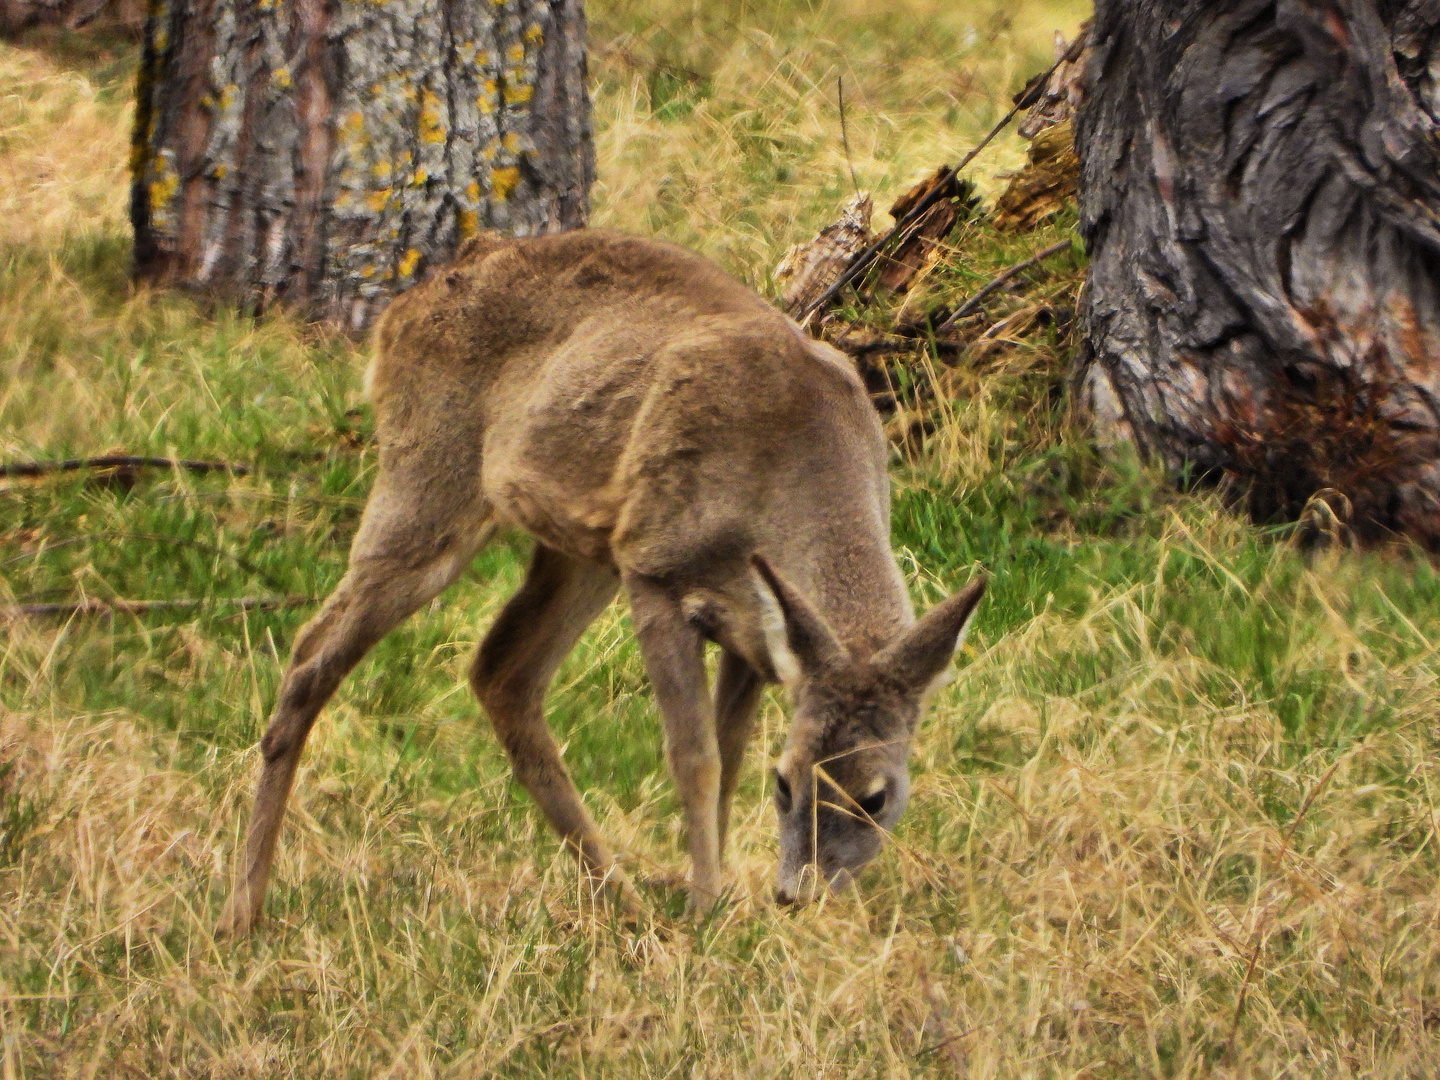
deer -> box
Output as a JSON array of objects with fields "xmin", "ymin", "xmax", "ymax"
[{"xmin": 216, "ymin": 228, "xmax": 986, "ymax": 936}]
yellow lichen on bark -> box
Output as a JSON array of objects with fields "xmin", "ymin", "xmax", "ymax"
[{"xmin": 490, "ymin": 166, "xmax": 520, "ymax": 200}]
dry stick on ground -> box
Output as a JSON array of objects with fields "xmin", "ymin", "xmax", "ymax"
[
  {"xmin": 934, "ymin": 239, "xmax": 1072, "ymax": 333},
  {"xmin": 796, "ymin": 31, "xmax": 1090, "ymax": 323},
  {"xmin": 0, "ymin": 456, "xmax": 251, "ymax": 479},
  {"xmin": 917, "ymin": 1023, "xmax": 995, "ymax": 1062},
  {"xmin": 838, "ymin": 74, "xmax": 860, "ymax": 197},
  {"xmin": 0, "ymin": 531, "xmax": 290, "ymax": 592},
  {"xmin": 3, "ymin": 595, "xmax": 315, "ymax": 619},
  {"xmin": 1218, "ymin": 755, "xmax": 1349, "ymax": 1068}
]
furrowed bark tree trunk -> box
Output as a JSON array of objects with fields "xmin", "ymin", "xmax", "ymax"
[
  {"xmin": 131, "ymin": 0, "xmax": 592, "ymax": 333},
  {"xmin": 1074, "ymin": 0, "xmax": 1440, "ymax": 545}
]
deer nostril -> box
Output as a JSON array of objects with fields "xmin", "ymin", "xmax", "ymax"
[
  {"xmin": 774, "ymin": 887, "xmax": 795, "ymax": 906},
  {"xmin": 772, "ymin": 770, "xmax": 793, "ymax": 815}
]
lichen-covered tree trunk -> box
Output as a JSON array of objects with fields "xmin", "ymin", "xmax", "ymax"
[
  {"xmin": 1074, "ymin": 0, "xmax": 1440, "ymax": 545},
  {"xmin": 131, "ymin": 0, "xmax": 592, "ymax": 332}
]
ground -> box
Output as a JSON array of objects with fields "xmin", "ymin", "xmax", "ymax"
[{"xmin": 3, "ymin": 3, "xmax": 1440, "ymax": 1077}]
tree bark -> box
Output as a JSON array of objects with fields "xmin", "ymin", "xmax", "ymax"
[
  {"xmin": 1074, "ymin": 0, "xmax": 1440, "ymax": 545},
  {"xmin": 131, "ymin": 0, "xmax": 592, "ymax": 332}
]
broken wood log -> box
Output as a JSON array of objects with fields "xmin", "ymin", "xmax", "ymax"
[
  {"xmin": 991, "ymin": 122, "xmax": 1080, "ymax": 233},
  {"xmin": 774, "ymin": 192, "xmax": 873, "ymax": 315},
  {"xmin": 874, "ymin": 168, "xmax": 979, "ymax": 294},
  {"xmin": 795, "ymin": 31, "xmax": 1090, "ymax": 323},
  {"xmin": 1015, "ymin": 24, "xmax": 1091, "ymax": 139}
]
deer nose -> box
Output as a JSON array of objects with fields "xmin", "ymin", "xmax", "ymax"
[{"xmin": 775, "ymin": 865, "xmax": 821, "ymax": 906}]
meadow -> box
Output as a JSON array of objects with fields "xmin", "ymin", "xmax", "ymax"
[{"xmin": 4, "ymin": 2, "xmax": 1440, "ymax": 1076}]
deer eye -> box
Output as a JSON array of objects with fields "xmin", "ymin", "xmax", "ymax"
[
  {"xmin": 773, "ymin": 771, "xmax": 793, "ymax": 814},
  {"xmin": 857, "ymin": 788, "xmax": 887, "ymax": 819}
]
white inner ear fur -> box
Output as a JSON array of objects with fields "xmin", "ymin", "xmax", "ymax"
[
  {"xmin": 920, "ymin": 604, "xmax": 979, "ymax": 699},
  {"xmin": 753, "ymin": 571, "xmax": 802, "ymax": 686},
  {"xmin": 361, "ymin": 355, "xmax": 379, "ymax": 400}
]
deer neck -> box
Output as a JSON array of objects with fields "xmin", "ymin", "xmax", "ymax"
[{"xmin": 775, "ymin": 517, "xmax": 915, "ymax": 662}]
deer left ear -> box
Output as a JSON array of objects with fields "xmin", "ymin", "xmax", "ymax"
[
  {"xmin": 751, "ymin": 553, "xmax": 848, "ymax": 686},
  {"xmin": 871, "ymin": 576, "xmax": 986, "ymax": 697}
]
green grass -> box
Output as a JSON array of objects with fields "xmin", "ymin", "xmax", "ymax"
[
  {"xmin": 5, "ymin": 5, "xmax": 1440, "ymax": 1077},
  {"xmin": 586, "ymin": 0, "xmax": 1090, "ymax": 280}
]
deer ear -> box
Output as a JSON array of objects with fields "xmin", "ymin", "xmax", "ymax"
[
  {"xmin": 871, "ymin": 576, "xmax": 986, "ymax": 697},
  {"xmin": 751, "ymin": 554, "xmax": 848, "ymax": 685}
]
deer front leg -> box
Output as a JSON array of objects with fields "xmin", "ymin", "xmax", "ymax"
[
  {"xmin": 714, "ymin": 649, "xmax": 763, "ymax": 863},
  {"xmin": 625, "ymin": 573, "xmax": 723, "ymax": 913}
]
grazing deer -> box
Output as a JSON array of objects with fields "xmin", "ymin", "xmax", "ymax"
[{"xmin": 217, "ymin": 229, "xmax": 985, "ymax": 935}]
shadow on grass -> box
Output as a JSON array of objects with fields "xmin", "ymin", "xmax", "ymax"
[{"xmin": 8, "ymin": 23, "xmax": 140, "ymax": 90}]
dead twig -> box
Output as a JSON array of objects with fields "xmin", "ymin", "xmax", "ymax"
[
  {"xmin": 1217, "ymin": 756, "xmax": 1347, "ymax": 1069},
  {"xmin": 838, "ymin": 75, "xmax": 860, "ymax": 196},
  {"xmin": 0, "ymin": 532, "xmax": 289, "ymax": 592},
  {"xmin": 826, "ymin": 328, "xmax": 962, "ymax": 358},
  {"xmin": 0, "ymin": 536, "xmax": 87, "ymax": 566},
  {"xmin": 935, "ymin": 239, "xmax": 1072, "ymax": 333},
  {"xmin": 797, "ymin": 32, "xmax": 1089, "ymax": 322},
  {"xmin": 916, "ymin": 1022, "xmax": 994, "ymax": 1060},
  {"xmin": 0, "ymin": 456, "xmax": 250, "ymax": 479},
  {"xmin": 3, "ymin": 595, "xmax": 315, "ymax": 620}
]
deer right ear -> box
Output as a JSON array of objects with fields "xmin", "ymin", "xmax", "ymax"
[
  {"xmin": 751, "ymin": 554, "xmax": 848, "ymax": 685},
  {"xmin": 871, "ymin": 575, "xmax": 987, "ymax": 698}
]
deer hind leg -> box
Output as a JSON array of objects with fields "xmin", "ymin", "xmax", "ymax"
[
  {"xmin": 714, "ymin": 650, "xmax": 763, "ymax": 864},
  {"xmin": 625, "ymin": 573, "xmax": 724, "ymax": 913},
  {"xmin": 469, "ymin": 546, "xmax": 637, "ymax": 910},
  {"xmin": 217, "ymin": 466, "xmax": 494, "ymax": 938}
]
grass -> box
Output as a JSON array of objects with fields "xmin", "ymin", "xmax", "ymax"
[
  {"xmin": 4, "ymin": 3, "xmax": 1440, "ymax": 1077},
  {"xmin": 587, "ymin": 0, "xmax": 1090, "ymax": 281}
]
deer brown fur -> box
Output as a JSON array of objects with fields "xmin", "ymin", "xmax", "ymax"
[{"xmin": 217, "ymin": 229, "xmax": 985, "ymax": 935}]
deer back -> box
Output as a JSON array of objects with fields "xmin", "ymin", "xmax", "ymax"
[{"xmin": 370, "ymin": 229, "xmax": 914, "ymax": 673}]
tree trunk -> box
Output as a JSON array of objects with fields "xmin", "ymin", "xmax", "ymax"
[
  {"xmin": 131, "ymin": 0, "xmax": 592, "ymax": 333},
  {"xmin": 1074, "ymin": 0, "xmax": 1440, "ymax": 545}
]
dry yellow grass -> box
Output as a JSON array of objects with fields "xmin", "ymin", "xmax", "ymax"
[
  {"xmin": 7, "ymin": 535, "xmax": 1440, "ymax": 1077},
  {"xmin": 0, "ymin": 46, "xmax": 131, "ymax": 245}
]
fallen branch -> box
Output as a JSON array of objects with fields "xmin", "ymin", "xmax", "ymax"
[
  {"xmin": 796, "ymin": 30, "xmax": 1090, "ymax": 322},
  {"xmin": 916, "ymin": 1022, "xmax": 995, "ymax": 1060},
  {"xmin": 874, "ymin": 170, "xmax": 980, "ymax": 295},
  {"xmin": 935, "ymin": 239, "xmax": 1072, "ymax": 333},
  {"xmin": 0, "ymin": 456, "xmax": 250, "ymax": 479},
  {"xmin": 827, "ymin": 327, "xmax": 962, "ymax": 358},
  {"xmin": 1218, "ymin": 754, "xmax": 1349, "ymax": 1066},
  {"xmin": 3, "ymin": 595, "xmax": 315, "ymax": 619},
  {"xmin": 0, "ymin": 532, "xmax": 289, "ymax": 592}
]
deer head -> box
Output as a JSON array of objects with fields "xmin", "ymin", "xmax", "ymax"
[{"xmin": 752, "ymin": 555, "xmax": 986, "ymax": 904}]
